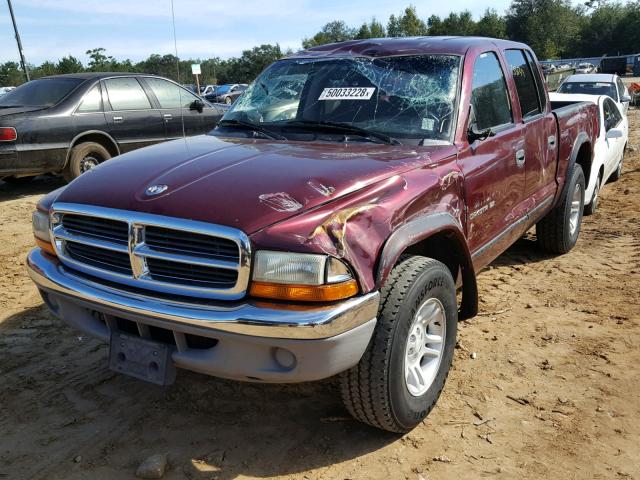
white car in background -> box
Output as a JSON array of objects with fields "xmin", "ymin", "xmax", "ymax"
[
  {"xmin": 550, "ymin": 93, "xmax": 628, "ymax": 215},
  {"xmin": 557, "ymin": 74, "xmax": 631, "ymax": 114}
]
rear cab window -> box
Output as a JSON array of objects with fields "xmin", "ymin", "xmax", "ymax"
[
  {"xmin": 103, "ymin": 77, "xmax": 152, "ymax": 111},
  {"xmin": 470, "ymin": 52, "xmax": 513, "ymax": 131}
]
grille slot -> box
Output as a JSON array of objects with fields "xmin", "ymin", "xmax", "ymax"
[
  {"xmin": 146, "ymin": 257, "xmax": 238, "ymax": 289},
  {"xmin": 145, "ymin": 226, "xmax": 239, "ymax": 261},
  {"xmin": 62, "ymin": 214, "xmax": 129, "ymax": 244},
  {"xmin": 66, "ymin": 241, "xmax": 132, "ymax": 275}
]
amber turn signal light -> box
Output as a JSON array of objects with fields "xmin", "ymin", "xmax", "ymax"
[
  {"xmin": 35, "ymin": 237, "xmax": 57, "ymax": 257},
  {"xmin": 250, "ymin": 280, "xmax": 358, "ymax": 302}
]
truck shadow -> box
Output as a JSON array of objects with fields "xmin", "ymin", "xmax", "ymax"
[
  {"xmin": 0, "ymin": 305, "xmax": 398, "ymax": 479},
  {"xmin": 488, "ymin": 234, "xmax": 556, "ymax": 268},
  {"xmin": 0, "ymin": 175, "xmax": 65, "ymax": 202}
]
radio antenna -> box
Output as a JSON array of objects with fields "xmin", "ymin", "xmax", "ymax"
[{"xmin": 170, "ymin": 0, "xmax": 186, "ymax": 140}]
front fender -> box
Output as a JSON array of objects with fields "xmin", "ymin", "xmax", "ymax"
[{"xmin": 376, "ymin": 212, "xmax": 478, "ymax": 320}]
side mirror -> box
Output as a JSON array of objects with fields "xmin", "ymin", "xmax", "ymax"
[
  {"xmin": 621, "ymin": 95, "xmax": 631, "ymax": 103},
  {"xmin": 606, "ymin": 128, "xmax": 623, "ymax": 139},
  {"xmin": 468, "ymin": 122, "xmax": 495, "ymax": 143},
  {"xmin": 190, "ymin": 99, "xmax": 204, "ymax": 113}
]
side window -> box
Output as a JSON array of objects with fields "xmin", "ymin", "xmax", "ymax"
[
  {"xmin": 103, "ymin": 77, "xmax": 152, "ymax": 111},
  {"xmin": 145, "ymin": 77, "xmax": 199, "ymax": 109},
  {"xmin": 603, "ymin": 99, "xmax": 622, "ymax": 131},
  {"xmin": 77, "ymin": 84, "xmax": 102, "ymax": 113},
  {"xmin": 471, "ymin": 52, "xmax": 513, "ymax": 131},
  {"xmin": 616, "ymin": 78, "xmax": 625, "ymax": 100},
  {"xmin": 505, "ymin": 49, "xmax": 541, "ymax": 119},
  {"xmin": 525, "ymin": 50, "xmax": 547, "ymax": 112}
]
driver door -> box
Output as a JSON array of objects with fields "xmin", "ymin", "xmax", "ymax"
[{"xmin": 141, "ymin": 77, "xmax": 208, "ymax": 139}]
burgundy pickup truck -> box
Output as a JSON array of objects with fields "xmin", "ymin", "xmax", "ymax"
[{"xmin": 27, "ymin": 37, "xmax": 598, "ymax": 433}]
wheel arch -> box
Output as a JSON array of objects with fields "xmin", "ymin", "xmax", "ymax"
[
  {"xmin": 64, "ymin": 130, "xmax": 120, "ymax": 168},
  {"xmin": 376, "ymin": 212, "xmax": 478, "ymax": 320},
  {"xmin": 570, "ymin": 134, "xmax": 593, "ymax": 189}
]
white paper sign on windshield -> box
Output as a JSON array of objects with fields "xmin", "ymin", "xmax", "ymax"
[{"xmin": 318, "ymin": 87, "xmax": 376, "ymax": 100}]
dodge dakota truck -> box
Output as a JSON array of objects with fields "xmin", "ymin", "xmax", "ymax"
[{"xmin": 27, "ymin": 37, "xmax": 598, "ymax": 433}]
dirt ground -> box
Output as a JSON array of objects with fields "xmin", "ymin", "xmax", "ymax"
[{"xmin": 1, "ymin": 108, "xmax": 639, "ymax": 480}]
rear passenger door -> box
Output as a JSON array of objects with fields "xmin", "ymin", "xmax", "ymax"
[
  {"xmin": 459, "ymin": 51, "xmax": 526, "ymax": 255},
  {"xmin": 102, "ymin": 77, "xmax": 164, "ymax": 153},
  {"xmin": 505, "ymin": 49, "xmax": 558, "ymax": 202}
]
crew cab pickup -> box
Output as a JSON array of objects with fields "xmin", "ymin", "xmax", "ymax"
[{"xmin": 27, "ymin": 37, "xmax": 598, "ymax": 433}]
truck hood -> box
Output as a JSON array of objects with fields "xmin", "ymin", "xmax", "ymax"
[{"xmin": 56, "ymin": 135, "xmax": 455, "ymax": 234}]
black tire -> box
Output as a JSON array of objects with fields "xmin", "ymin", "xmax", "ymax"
[
  {"xmin": 609, "ymin": 144, "xmax": 625, "ymax": 182},
  {"xmin": 340, "ymin": 256, "xmax": 457, "ymax": 433},
  {"xmin": 537, "ymin": 163, "xmax": 585, "ymax": 254},
  {"xmin": 64, "ymin": 142, "xmax": 111, "ymax": 183},
  {"xmin": 583, "ymin": 173, "xmax": 601, "ymax": 216},
  {"xmin": 2, "ymin": 175, "xmax": 36, "ymax": 185}
]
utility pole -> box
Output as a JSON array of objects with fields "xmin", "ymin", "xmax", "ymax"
[{"xmin": 6, "ymin": 0, "xmax": 30, "ymax": 82}]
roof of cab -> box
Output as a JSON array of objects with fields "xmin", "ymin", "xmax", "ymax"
[
  {"xmin": 41, "ymin": 72, "xmax": 155, "ymax": 81},
  {"xmin": 289, "ymin": 36, "xmax": 530, "ymax": 59}
]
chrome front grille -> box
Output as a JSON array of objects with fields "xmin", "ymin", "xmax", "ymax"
[{"xmin": 50, "ymin": 203, "xmax": 251, "ymax": 300}]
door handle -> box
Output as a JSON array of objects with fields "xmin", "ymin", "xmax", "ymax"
[
  {"xmin": 113, "ymin": 116, "xmax": 123, "ymax": 124},
  {"xmin": 548, "ymin": 135, "xmax": 556, "ymax": 148},
  {"xmin": 163, "ymin": 114, "xmax": 172, "ymax": 122},
  {"xmin": 515, "ymin": 149, "xmax": 525, "ymax": 167}
]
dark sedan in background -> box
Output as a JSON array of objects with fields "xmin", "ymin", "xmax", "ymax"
[
  {"xmin": 0, "ymin": 73, "xmax": 226, "ymax": 182},
  {"xmin": 204, "ymin": 84, "xmax": 247, "ymax": 104}
]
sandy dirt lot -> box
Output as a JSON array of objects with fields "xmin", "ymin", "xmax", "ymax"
[{"xmin": 0, "ymin": 108, "xmax": 638, "ymax": 480}]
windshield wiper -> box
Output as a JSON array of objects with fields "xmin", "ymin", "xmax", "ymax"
[
  {"xmin": 217, "ymin": 119, "xmax": 286, "ymax": 140},
  {"xmin": 281, "ymin": 120, "xmax": 401, "ymax": 145}
]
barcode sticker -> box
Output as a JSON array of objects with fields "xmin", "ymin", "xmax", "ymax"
[{"xmin": 319, "ymin": 87, "xmax": 376, "ymax": 100}]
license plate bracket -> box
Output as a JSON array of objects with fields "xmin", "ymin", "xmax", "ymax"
[{"xmin": 109, "ymin": 332, "xmax": 176, "ymax": 386}]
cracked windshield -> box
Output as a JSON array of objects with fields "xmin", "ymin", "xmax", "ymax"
[{"xmin": 221, "ymin": 55, "xmax": 460, "ymax": 145}]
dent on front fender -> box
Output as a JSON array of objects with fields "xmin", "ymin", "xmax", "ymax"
[{"xmin": 250, "ymin": 156, "xmax": 466, "ymax": 293}]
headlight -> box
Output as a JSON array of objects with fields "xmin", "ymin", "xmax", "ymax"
[
  {"xmin": 32, "ymin": 209, "xmax": 56, "ymax": 256},
  {"xmin": 250, "ymin": 251, "xmax": 358, "ymax": 302}
]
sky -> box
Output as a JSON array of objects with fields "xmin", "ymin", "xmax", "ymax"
[{"xmin": 0, "ymin": 0, "xmax": 517, "ymax": 65}]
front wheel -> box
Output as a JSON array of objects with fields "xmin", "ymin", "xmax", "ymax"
[
  {"xmin": 537, "ymin": 163, "xmax": 585, "ymax": 254},
  {"xmin": 340, "ymin": 256, "xmax": 457, "ymax": 433}
]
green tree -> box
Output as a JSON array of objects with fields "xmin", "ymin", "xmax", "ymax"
[
  {"xmin": 0, "ymin": 61, "xmax": 24, "ymax": 86},
  {"xmin": 440, "ymin": 11, "xmax": 476, "ymax": 35},
  {"xmin": 56, "ymin": 56, "xmax": 84, "ymax": 74},
  {"xmin": 302, "ymin": 21, "xmax": 356, "ymax": 48},
  {"xmin": 231, "ymin": 44, "xmax": 284, "ymax": 83},
  {"xmin": 356, "ymin": 18, "xmax": 386, "ymax": 39},
  {"xmin": 387, "ymin": 6, "xmax": 428, "ymax": 37},
  {"xmin": 474, "ymin": 9, "xmax": 507, "ymax": 38},
  {"xmin": 506, "ymin": 0, "xmax": 584, "ymax": 59}
]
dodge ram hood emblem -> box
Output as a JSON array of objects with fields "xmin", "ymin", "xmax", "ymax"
[{"xmin": 146, "ymin": 184, "xmax": 169, "ymax": 196}]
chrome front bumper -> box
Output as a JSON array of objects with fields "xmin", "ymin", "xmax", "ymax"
[{"xmin": 26, "ymin": 248, "xmax": 380, "ymax": 382}]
